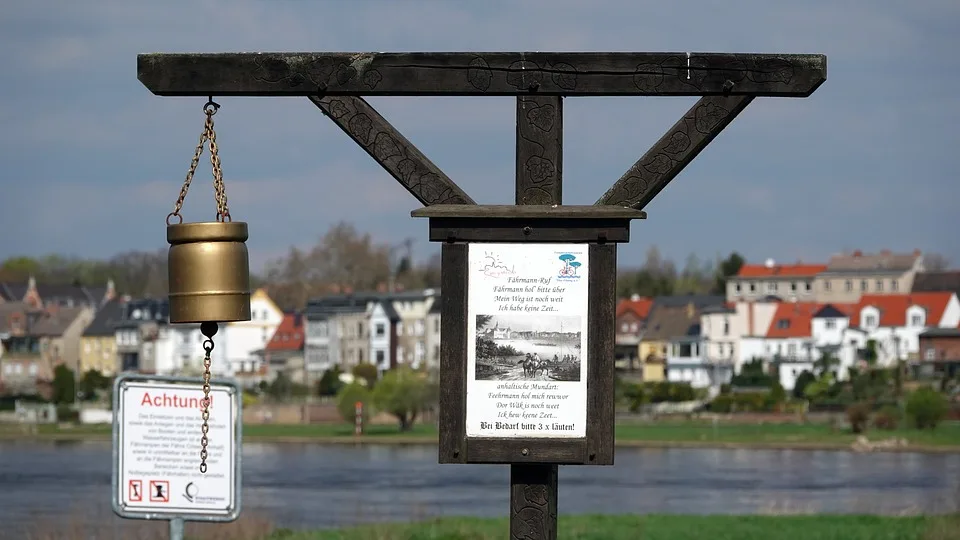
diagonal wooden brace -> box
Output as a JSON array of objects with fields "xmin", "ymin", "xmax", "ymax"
[
  {"xmin": 309, "ymin": 96, "xmax": 476, "ymax": 206},
  {"xmin": 595, "ymin": 95, "xmax": 753, "ymax": 210}
]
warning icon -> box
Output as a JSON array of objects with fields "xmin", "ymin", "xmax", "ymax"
[
  {"xmin": 149, "ymin": 480, "xmax": 170, "ymax": 503},
  {"xmin": 128, "ymin": 479, "xmax": 142, "ymax": 502}
]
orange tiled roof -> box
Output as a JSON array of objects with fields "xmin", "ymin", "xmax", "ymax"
[
  {"xmin": 265, "ymin": 313, "xmax": 305, "ymax": 351},
  {"xmin": 737, "ymin": 264, "xmax": 827, "ymax": 278},
  {"xmin": 850, "ymin": 293, "xmax": 954, "ymax": 327},
  {"xmin": 765, "ymin": 302, "xmax": 822, "ymax": 338},
  {"xmin": 616, "ymin": 297, "xmax": 654, "ymax": 319}
]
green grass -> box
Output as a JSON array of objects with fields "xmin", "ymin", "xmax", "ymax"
[
  {"xmin": 261, "ymin": 515, "xmax": 958, "ymax": 540},
  {"xmin": 3, "ymin": 420, "xmax": 960, "ymax": 450}
]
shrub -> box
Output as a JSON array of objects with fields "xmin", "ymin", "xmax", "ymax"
[
  {"xmin": 873, "ymin": 405, "xmax": 901, "ymax": 431},
  {"xmin": 335, "ymin": 383, "xmax": 372, "ymax": 431},
  {"xmin": 793, "ymin": 371, "xmax": 816, "ymax": 399},
  {"xmin": 55, "ymin": 405, "xmax": 79, "ymax": 423},
  {"xmin": 905, "ymin": 387, "xmax": 949, "ymax": 430},
  {"xmin": 846, "ymin": 402, "xmax": 871, "ymax": 434},
  {"xmin": 352, "ymin": 363, "xmax": 379, "ymax": 388}
]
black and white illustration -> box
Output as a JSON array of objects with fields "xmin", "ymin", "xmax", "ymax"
[{"xmin": 474, "ymin": 314, "xmax": 583, "ymax": 382}]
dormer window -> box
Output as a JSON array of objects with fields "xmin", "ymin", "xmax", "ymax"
[
  {"xmin": 863, "ymin": 314, "xmax": 877, "ymax": 328},
  {"xmin": 825, "ymin": 319, "xmax": 837, "ymax": 330},
  {"xmin": 910, "ymin": 313, "xmax": 924, "ymax": 327},
  {"xmin": 776, "ymin": 319, "xmax": 790, "ymax": 329}
]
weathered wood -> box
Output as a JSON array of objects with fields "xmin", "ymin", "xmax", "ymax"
[
  {"xmin": 596, "ymin": 95, "xmax": 753, "ymax": 210},
  {"xmin": 412, "ymin": 204, "xmax": 645, "ymax": 219},
  {"xmin": 310, "ymin": 96, "xmax": 474, "ymax": 205},
  {"xmin": 466, "ymin": 438, "xmax": 587, "ymax": 464},
  {"xmin": 438, "ymin": 243, "xmax": 468, "ymax": 464},
  {"xmin": 137, "ymin": 52, "xmax": 826, "ymax": 97},
  {"xmin": 424, "ymin": 218, "xmax": 633, "ymax": 244},
  {"xmin": 586, "ymin": 244, "xmax": 617, "ymax": 465},
  {"xmin": 510, "ymin": 464, "xmax": 558, "ymax": 540},
  {"xmin": 516, "ymin": 96, "xmax": 562, "ymax": 204}
]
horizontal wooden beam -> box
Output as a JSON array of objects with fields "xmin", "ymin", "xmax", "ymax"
[
  {"xmin": 137, "ymin": 52, "xmax": 826, "ymax": 97},
  {"xmin": 412, "ymin": 204, "xmax": 645, "ymax": 220},
  {"xmin": 309, "ymin": 96, "xmax": 475, "ymax": 205}
]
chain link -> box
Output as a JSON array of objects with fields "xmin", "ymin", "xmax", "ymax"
[
  {"xmin": 199, "ymin": 337, "xmax": 214, "ymax": 474},
  {"xmin": 166, "ymin": 100, "xmax": 232, "ymax": 226}
]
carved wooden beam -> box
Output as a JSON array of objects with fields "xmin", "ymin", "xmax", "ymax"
[
  {"xmin": 595, "ymin": 95, "xmax": 753, "ymax": 210},
  {"xmin": 516, "ymin": 96, "xmax": 562, "ymax": 204},
  {"xmin": 138, "ymin": 52, "xmax": 826, "ymax": 97},
  {"xmin": 309, "ymin": 96, "xmax": 475, "ymax": 206}
]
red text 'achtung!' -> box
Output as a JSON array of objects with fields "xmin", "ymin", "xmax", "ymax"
[{"xmin": 140, "ymin": 392, "xmax": 212, "ymax": 410}]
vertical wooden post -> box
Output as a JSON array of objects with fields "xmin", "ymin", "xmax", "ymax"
[{"xmin": 511, "ymin": 94, "xmax": 562, "ymax": 540}]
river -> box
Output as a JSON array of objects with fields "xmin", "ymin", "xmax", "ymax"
[{"xmin": 1, "ymin": 441, "xmax": 958, "ymax": 536}]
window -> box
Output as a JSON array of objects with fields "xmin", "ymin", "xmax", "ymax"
[
  {"xmin": 825, "ymin": 319, "xmax": 837, "ymax": 330},
  {"xmin": 845, "ymin": 280, "xmax": 853, "ymax": 292},
  {"xmin": 787, "ymin": 343, "xmax": 797, "ymax": 356},
  {"xmin": 434, "ymin": 318, "xmax": 440, "ymax": 333},
  {"xmin": 414, "ymin": 320, "xmax": 425, "ymax": 336},
  {"xmin": 767, "ymin": 282, "xmax": 777, "ymax": 292},
  {"xmin": 734, "ymin": 282, "xmax": 742, "ymax": 292},
  {"xmin": 805, "ymin": 282, "xmax": 812, "ymax": 292},
  {"xmin": 824, "ymin": 281, "xmax": 832, "ymax": 291},
  {"xmin": 891, "ymin": 281, "xmax": 899, "ymax": 291},
  {"xmin": 860, "ymin": 280, "xmax": 868, "ymax": 292},
  {"xmin": 376, "ymin": 350, "xmax": 385, "ymax": 363},
  {"xmin": 864, "ymin": 314, "xmax": 877, "ymax": 327},
  {"xmin": 924, "ymin": 348, "xmax": 936, "ymax": 361},
  {"xmin": 621, "ymin": 323, "xmax": 629, "ymax": 332},
  {"xmin": 875, "ymin": 280, "xmax": 884, "ymax": 292},
  {"xmin": 790, "ymin": 282, "xmax": 797, "ymax": 292},
  {"xmin": 375, "ymin": 323, "xmax": 385, "ymax": 337},
  {"xmin": 777, "ymin": 319, "xmax": 790, "ymax": 329},
  {"xmin": 749, "ymin": 283, "xmax": 756, "ymax": 292},
  {"xmin": 911, "ymin": 314, "xmax": 924, "ymax": 327},
  {"xmin": 723, "ymin": 319, "xmax": 730, "ymax": 336}
]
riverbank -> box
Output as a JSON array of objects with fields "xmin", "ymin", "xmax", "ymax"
[{"xmin": 3, "ymin": 420, "xmax": 959, "ymax": 453}]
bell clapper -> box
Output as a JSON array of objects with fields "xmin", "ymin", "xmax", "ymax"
[{"xmin": 199, "ymin": 321, "xmax": 218, "ymax": 474}]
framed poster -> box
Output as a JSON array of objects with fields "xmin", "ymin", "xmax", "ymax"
[{"xmin": 465, "ymin": 243, "xmax": 588, "ymax": 439}]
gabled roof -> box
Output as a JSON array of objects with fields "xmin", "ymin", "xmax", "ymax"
[
  {"xmin": 0, "ymin": 283, "xmax": 28, "ymax": 302},
  {"xmin": 30, "ymin": 306, "xmax": 88, "ymax": 336},
  {"xmin": 812, "ymin": 304, "xmax": 851, "ymax": 319},
  {"xmin": 82, "ymin": 297, "xmax": 126, "ymax": 337},
  {"xmin": 616, "ymin": 297, "xmax": 653, "ymax": 319},
  {"xmin": 265, "ymin": 312, "xmax": 305, "ymax": 352},
  {"xmin": 822, "ymin": 250, "xmax": 921, "ymax": 274},
  {"xmin": 766, "ymin": 302, "xmax": 821, "ymax": 338},
  {"xmin": 737, "ymin": 263, "xmax": 827, "ymax": 279},
  {"xmin": 850, "ymin": 292, "xmax": 954, "ymax": 327}
]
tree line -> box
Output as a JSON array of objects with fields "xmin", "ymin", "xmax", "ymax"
[{"xmin": 1, "ymin": 222, "xmax": 951, "ymax": 311}]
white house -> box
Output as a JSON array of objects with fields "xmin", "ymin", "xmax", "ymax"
[
  {"xmin": 369, "ymin": 300, "xmax": 399, "ymax": 373},
  {"xmin": 114, "ymin": 299, "xmax": 214, "ymax": 376},
  {"xmin": 425, "ymin": 299, "xmax": 442, "ymax": 370},
  {"xmin": 848, "ymin": 292, "xmax": 960, "ymax": 367},
  {"xmin": 220, "ymin": 288, "xmax": 284, "ymax": 380}
]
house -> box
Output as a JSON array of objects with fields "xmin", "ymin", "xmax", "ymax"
[
  {"xmin": 79, "ymin": 297, "xmax": 127, "ymax": 376},
  {"xmin": 258, "ymin": 312, "xmax": 306, "ymax": 384},
  {"xmin": 221, "ymin": 288, "xmax": 284, "ymax": 380},
  {"xmin": 641, "ymin": 295, "xmax": 725, "ymax": 388},
  {"xmin": 114, "ymin": 299, "xmax": 209, "ymax": 376},
  {"xmin": 813, "ymin": 249, "xmax": 925, "ymax": 303},
  {"xmin": 369, "ymin": 299, "xmax": 400, "ymax": 373},
  {"xmin": 0, "ymin": 277, "xmax": 116, "ymax": 310},
  {"xmin": 918, "ymin": 328, "xmax": 960, "ymax": 378},
  {"xmin": 727, "ymin": 260, "xmax": 827, "ymax": 303},
  {"xmin": 0, "ymin": 302, "xmax": 93, "ymax": 395},
  {"xmin": 702, "ymin": 298, "xmax": 780, "ymax": 376},
  {"xmin": 615, "ymin": 295, "xmax": 653, "ymax": 371},
  {"xmin": 912, "ymin": 271, "xmax": 960, "ymax": 296},
  {"xmin": 424, "ymin": 298, "xmax": 442, "ymax": 371},
  {"xmin": 390, "ymin": 289, "xmax": 440, "ymax": 369},
  {"xmin": 304, "ymin": 291, "xmax": 379, "ymax": 377},
  {"xmin": 848, "ymin": 292, "xmax": 959, "ymax": 367}
]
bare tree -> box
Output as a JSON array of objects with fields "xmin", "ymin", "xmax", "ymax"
[{"xmin": 923, "ymin": 252, "xmax": 952, "ymax": 272}]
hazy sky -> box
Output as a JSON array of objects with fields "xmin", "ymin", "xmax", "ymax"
[{"xmin": 2, "ymin": 0, "xmax": 957, "ymax": 273}]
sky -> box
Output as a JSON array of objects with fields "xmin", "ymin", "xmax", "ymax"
[{"xmin": 1, "ymin": 0, "xmax": 958, "ymax": 274}]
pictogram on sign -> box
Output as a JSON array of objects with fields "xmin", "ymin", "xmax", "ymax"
[
  {"xmin": 129, "ymin": 479, "xmax": 143, "ymax": 502},
  {"xmin": 149, "ymin": 480, "xmax": 170, "ymax": 503}
]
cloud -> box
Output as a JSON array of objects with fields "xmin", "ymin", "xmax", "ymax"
[{"xmin": 0, "ymin": 0, "xmax": 957, "ymax": 273}]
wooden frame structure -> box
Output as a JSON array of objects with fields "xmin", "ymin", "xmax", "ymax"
[{"xmin": 138, "ymin": 51, "xmax": 826, "ymax": 540}]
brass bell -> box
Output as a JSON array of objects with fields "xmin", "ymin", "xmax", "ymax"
[{"xmin": 167, "ymin": 221, "xmax": 251, "ymax": 324}]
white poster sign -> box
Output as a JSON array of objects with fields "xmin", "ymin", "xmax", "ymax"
[
  {"xmin": 114, "ymin": 378, "xmax": 239, "ymax": 518},
  {"xmin": 466, "ymin": 243, "xmax": 588, "ymax": 439}
]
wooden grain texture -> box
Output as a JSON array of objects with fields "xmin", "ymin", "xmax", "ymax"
[
  {"xmin": 596, "ymin": 95, "xmax": 753, "ymax": 210},
  {"xmin": 586, "ymin": 244, "xmax": 617, "ymax": 465},
  {"xmin": 466, "ymin": 438, "xmax": 587, "ymax": 464},
  {"xmin": 310, "ymin": 96, "xmax": 474, "ymax": 205},
  {"xmin": 412, "ymin": 205, "xmax": 645, "ymax": 219},
  {"xmin": 137, "ymin": 52, "xmax": 826, "ymax": 97},
  {"xmin": 510, "ymin": 464, "xmax": 558, "ymax": 540},
  {"xmin": 516, "ymin": 96, "xmax": 562, "ymax": 204},
  {"xmin": 438, "ymin": 243, "xmax": 468, "ymax": 464}
]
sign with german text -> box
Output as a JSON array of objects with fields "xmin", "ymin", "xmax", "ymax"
[
  {"xmin": 466, "ymin": 243, "xmax": 588, "ymax": 439},
  {"xmin": 112, "ymin": 375, "xmax": 241, "ymax": 521}
]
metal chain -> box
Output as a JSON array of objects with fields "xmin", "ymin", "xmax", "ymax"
[
  {"xmin": 165, "ymin": 100, "xmax": 232, "ymax": 226},
  {"xmin": 199, "ymin": 337, "xmax": 214, "ymax": 474}
]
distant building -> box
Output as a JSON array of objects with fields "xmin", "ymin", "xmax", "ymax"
[{"xmin": 813, "ymin": 249, "xmax": 925, "ymax": 303}]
